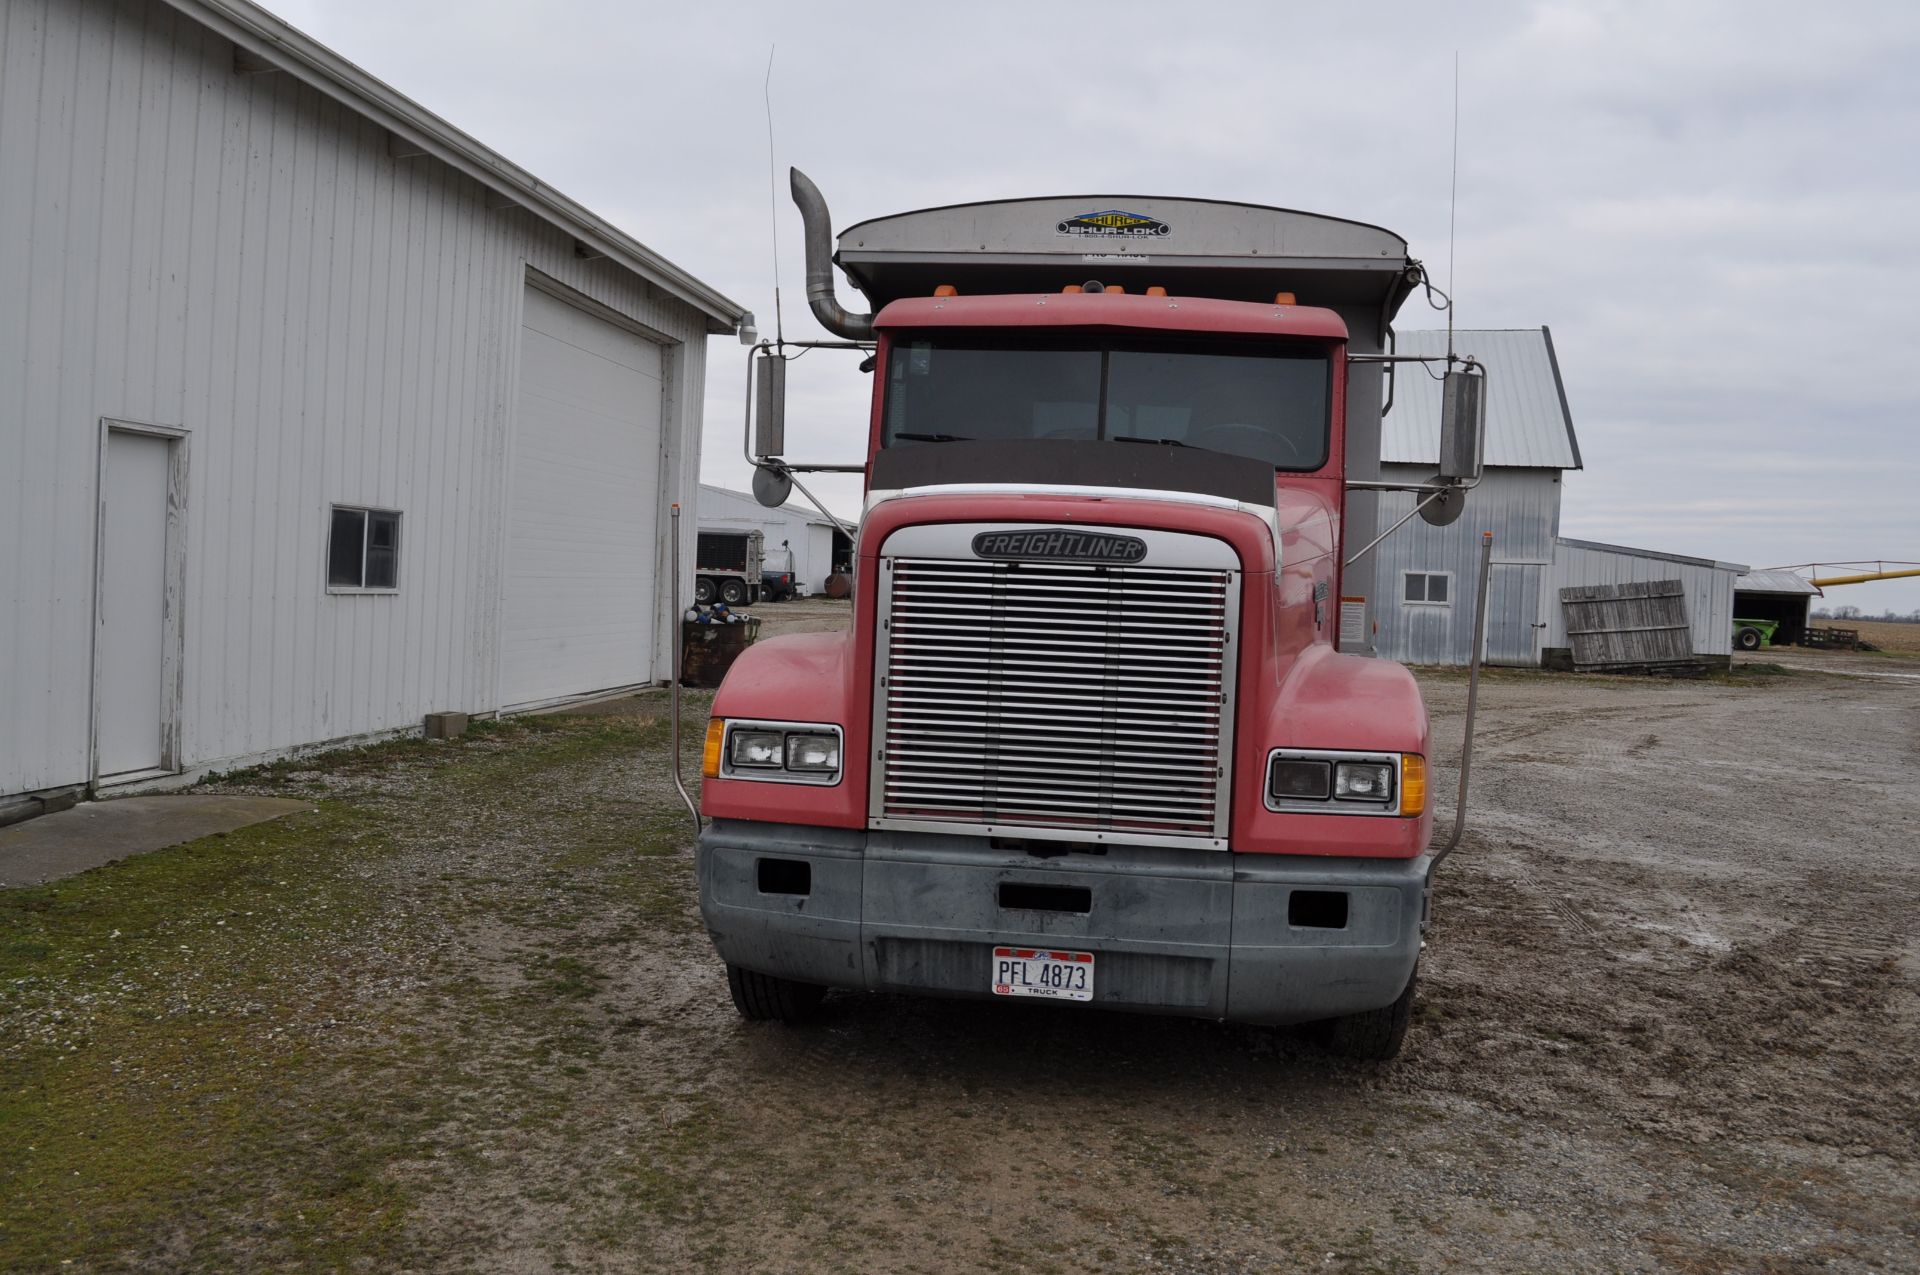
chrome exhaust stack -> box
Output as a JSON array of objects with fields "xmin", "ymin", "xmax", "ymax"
[{"xmin": 789, "ymin": 168, "xmax": 873, "ymax": 341}]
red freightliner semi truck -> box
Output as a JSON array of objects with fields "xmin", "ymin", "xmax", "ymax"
[{"xmin": 693, "ymin": 173, "xmax": 1482, "ymax": 1060}]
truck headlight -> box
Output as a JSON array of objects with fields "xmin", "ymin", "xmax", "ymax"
[
  {"xmin": 1333, "ymin": 761, "xmax": 1394, "ymax": 803},
  {"xmin": 785, "ymin": 732, "xmax": 841, "ymax": 773},
  {"xmin": 728, "ymin": 729, "xmax": 785, "ymax": 769},
  {"xmin": 715, "ymin": 720, "xmax": 844, "ymax": 786},
  {"xmin": 1265, "ymin": 750, "xmax": 1421, "ymax": 817},
  {"xmin": 1269, "ymin": 758, "xmax": 1332, "ymax": 800}
]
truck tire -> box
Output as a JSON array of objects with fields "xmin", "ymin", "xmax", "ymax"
[
  {"xmin": 695, "ymin": 577, "xmax": 717, "ymax": 605},
  {"xmin": 726, "ymin": 964, "xmax": 827, "ymax": 1024},
  {"xmin": 1320, "ymin": 967, "xmax": 1417, "ymax": 1062},
  {"xmin": 720, "ymin": 577, "xmax": 749, "ymax": 606},
  {"xmin": 1736, "ymin": 627, "xmax": 1763, "ymax": 651}
]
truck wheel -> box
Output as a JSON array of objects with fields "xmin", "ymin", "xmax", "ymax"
[
  {"xmin": 1736, "ymin": 627, "xmax": 1762, "ymax": 651},
  {"xmin": 726, "ymin": 964, "xmax": 827, "ymax": 1024},
  {"xmin": 720, "ymin": 577, "xmax": 749, "ymax": 606},
  {"xmin": 695, "ymin": 577, "xmax": 717, "ymax": 604},
  {"xmin": 1320, "ymin": 967, "xmax": 1417, "ymax": 1062}
]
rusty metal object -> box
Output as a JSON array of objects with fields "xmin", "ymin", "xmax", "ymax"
[{"xmin": 679, "ymin": 618, "xmax": 760, "ymax": 687}]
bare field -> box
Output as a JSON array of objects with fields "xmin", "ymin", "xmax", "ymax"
[
  {"xmin": 3, "ymin": 617, "xmax": 1917, "ymax": 1272},
  {"xmin": 1827, "ymin": 619, "xmax": 1920, "ymax": 654}
]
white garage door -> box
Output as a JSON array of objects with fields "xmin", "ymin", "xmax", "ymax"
[{"xmin": 500, "ymin": 286, "xmax": 664, "ymax": 709}]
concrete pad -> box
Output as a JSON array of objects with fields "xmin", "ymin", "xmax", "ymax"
[{"xmin": 0, "ymin": 795, "xmax": 312, "ymax": 888}]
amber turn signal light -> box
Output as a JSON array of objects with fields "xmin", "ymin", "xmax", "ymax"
[
  {"xmin": 1399, "ymin": 754, "xmax": 1427, "ymax": 817},
  {"xmin": 703, "ymin": 718, "xmax": 726, "ymax": 779}
]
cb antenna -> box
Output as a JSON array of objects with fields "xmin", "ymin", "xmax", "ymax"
[
  {"xmin": 764, "ymin": 45, "xmax": 784, "ymax": 346},
  {"xmin": 1446, "ymin": 49, "xmax": 1460, "ymax": 363}
]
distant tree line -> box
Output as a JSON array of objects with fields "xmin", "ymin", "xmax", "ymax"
[{"xmin": 1811, "ymin": 606, "xmax": 1920, "ymax": 623}]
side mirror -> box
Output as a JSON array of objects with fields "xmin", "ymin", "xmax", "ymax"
[
  {"xmin": 1437, "ymin": 368, "xmax": 1486, "ymax": 483},
  {"xmin": 753, "ymin": 352, "xmax": 786, "ymax": 460},
  {"xmin": 751, "ymin": 463, "xmax": 793, "ymax": 509}
]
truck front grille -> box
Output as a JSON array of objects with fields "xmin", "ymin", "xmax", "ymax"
[{"xmin": 874, "ymin": 556, "xmax": 1236, "ymax": 846}]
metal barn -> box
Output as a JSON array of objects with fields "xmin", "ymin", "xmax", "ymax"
[
  {"xmin": 0, "ymin": 0, "xmax": 748, "ymax": 816},
  {"xmin": 1733, "ymin": 570, "xmax": 1822, "ymax": 647},
  {"xmin": 1542, "ymin": 541, "xmax": 1747, "ymax": 663},
  {"xmin": 1372, "ymin": 329, "xmax": 1582, "ymax": 666},
  {"xmin": 696, "ymin": 484, "xmax": 853, "ymax": 598}
]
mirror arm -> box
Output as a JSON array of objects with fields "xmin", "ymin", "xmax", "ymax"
[
  {"xmin": 765, "ymin": 460, "xmax": 858, "ymax": 545},
  {"xmin": 742, "ymin": 340, "xmax": 772, "ymax": 468},
  {"xmin": 743, "ymin": 338, "xmax": 878, "ymax": 469},
  {"xmin": 1343, "ymin": 488, "xmax": 1451, "ymax": 568}
]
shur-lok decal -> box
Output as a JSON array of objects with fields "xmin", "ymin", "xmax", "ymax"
[
  {"xmin": 972, "ymin": 529, "xmax": 1149, "ymax": 564},
  {"xmin": 1056, "ymin": 209, "xmax": 1171, "ymax": 239}
]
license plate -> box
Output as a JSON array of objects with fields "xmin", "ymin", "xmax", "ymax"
[{"xmin": 992, "ymin": 947, "xmax": 1094, "ymax": 1002}]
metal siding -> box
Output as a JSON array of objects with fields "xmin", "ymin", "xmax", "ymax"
[
  {"xmin": 696, "ymin": 483, "xmax": 844, "ymax": 592},
  {"xmin": 1735, "ymin": 568, "xmax": 1820, "ymax": 596},
  {"xmin": 1371, "ymin": 465, "xmax": 1560, "ymax": 666},
  {"xmin": 1543, "ymin": 540, "xmax": 1738, "ymax": 657},
  {"xmin": 1382, "ymin": 329, "xmax": 1580, "ymax": 470},
  {"xmin": 0, "ymin": 0, "xmax": 713, "ymax": 798},
  {"xmin": 499, "ymin": 286, "xmax": 664, "ymax": 707}
]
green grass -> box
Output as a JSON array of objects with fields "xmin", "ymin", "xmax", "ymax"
[
  {"xmin": 0, "ymin": 802, "xmax": 418, "ymax": 1267},
  {"xmin": 1710, "ymin": 661, "xmax": 1800, "ymax": 683},
  {"xmin": 0, "ymin": 711, "xmax": 697, "ymax": 1270}
]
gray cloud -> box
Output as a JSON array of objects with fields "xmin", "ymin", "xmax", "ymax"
[{"xmin": 275, "ymin": 0, "xmax": 1920, "ymax": 610}]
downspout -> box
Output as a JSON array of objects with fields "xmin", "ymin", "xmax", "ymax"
[{"xmin": 789, "ymin": 168, "xmax": 874, "ymax": 341}]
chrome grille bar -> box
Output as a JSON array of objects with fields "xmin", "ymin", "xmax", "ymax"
[{"xmin": 872, "ymin": 548, "xmax": 1237, "ymax": 848}]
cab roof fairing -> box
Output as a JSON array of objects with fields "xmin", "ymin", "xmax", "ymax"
[{"xmin": 836, "ymin": 193, "xmax": 1414, "ymax": 318}]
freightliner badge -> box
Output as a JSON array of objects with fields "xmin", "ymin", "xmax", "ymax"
[{"xmin": 972, "ymin": 529, "xmax": 1149, "ymax": 564}]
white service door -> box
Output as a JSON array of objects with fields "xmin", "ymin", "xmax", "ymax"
[
  {"xmin": 97, "ymin": 431, "xmax": 171, "ymax": 777},
  {"xmin": 500, "ymin": 287, "xmax": 665, "ymax": 708}
]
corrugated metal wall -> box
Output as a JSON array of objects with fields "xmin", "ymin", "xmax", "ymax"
[
  {"xmin": 696, "ymin": 485, "xmax": 841, "ymax": 591},
  {"xmin": 1370, "ymin": 465, "xmax": 1562, "ymax": 666},
  {"xmin": 0, "ymin": 0, "xmax": 710, "ymax": 797},
  {"xmin": 1542, "ymin": 540, "xmax": 1738, "ymax": 658}
]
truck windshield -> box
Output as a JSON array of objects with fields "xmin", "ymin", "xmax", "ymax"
[{"xmin": 882, "ymin": 335, "xmax": 1330, "ymax": 470}]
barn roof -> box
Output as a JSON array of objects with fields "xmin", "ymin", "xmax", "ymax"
[
  {"xmin": 1382, "ymin": 328, "xmax": 1582, "ymax": 470},
  {"xmin": 699, "ymin": 484, "xmax": 848, "ymax": 530},
  {"xmin": 1736, "ymin": 569, "xmax": 1822, "ymax": 597},
  {"xmin": 161, "ymin": 0, "xmax": 749, "ymax": 334}
]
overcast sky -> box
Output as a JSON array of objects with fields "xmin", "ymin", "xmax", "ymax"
[{"xmin": 277, "ymin": 0, "xmax": 1920, "ymax": 613}]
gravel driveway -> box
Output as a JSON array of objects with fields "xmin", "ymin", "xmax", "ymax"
[{"xmin": 3, "ymin": 620, "xmax": 1914, "ymax": 1272}]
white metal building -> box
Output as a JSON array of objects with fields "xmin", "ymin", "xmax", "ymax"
[
  {"xmin": 0, "ymin": 0, "xmax": 748, "ymax": 814},
  {"xmin": 1733, "ymin": 569, "xmax": 1822, "ymax": 647},
  {"xmin": 1543, "ymin": 540, "xmax": 1747, "ymax": 661},
  {"xmin": 1371, "ymin": 328, "xmax": 1742, "ymax": 667},
  {"xmin": 696, "ymin": 484, "xmax": 851, "ymax": 597},
  {"xmin": 1372, "ymin": 329, "xmax": 1583, "ymax": 666}
]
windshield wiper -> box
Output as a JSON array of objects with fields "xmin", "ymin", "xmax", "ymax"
[
  {"xmin": 1114, "ymin": 435, "xmax": 1191, "ymax": 448},
  {"xmin": 893, "ymin": 432, "xmax": 974, "ymax": 443}
]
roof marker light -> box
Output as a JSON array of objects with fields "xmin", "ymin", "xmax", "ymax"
[
  {"xmin": 1145, "ymin": 286, "xmax": 1168, "ymax": 297},
  {"xmin": 1274, "ymin": 291, "xmax": 1297, "ymax": 305},
  {"xmin": 1103, "ymin": 284, "xmax": 1125, "ymax": 294},
  {"xmin": 933, "ymin": 284, "xmax": 958, "ymax": 297},
  {"xmin": 1061, "ymin": 284, "xmax": 1084, "ymax": 294}
]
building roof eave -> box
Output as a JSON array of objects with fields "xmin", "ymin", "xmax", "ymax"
[{"xmin": 162, "ymin": 0, "xmax": 749, "ymax": 334}]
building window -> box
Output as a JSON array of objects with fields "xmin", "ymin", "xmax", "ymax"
[
  {"xmin": 1403, "ymin": 571, "xmax": 1451, "ymax": 606},
  {"xmin": 328, "ymin": 507, "xmax": 400, "ymax": 591}
]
